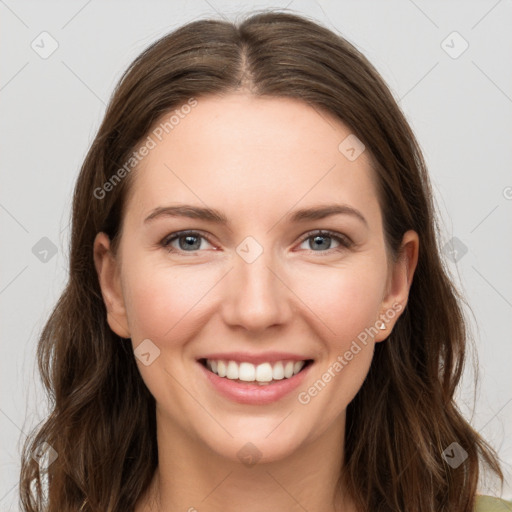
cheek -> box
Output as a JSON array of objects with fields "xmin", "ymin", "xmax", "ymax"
[
  {"xmin": 291, "ymin": 259, "xmax": 387, "ymax": 342},
  {"xmin": 122, "ymin": 258, "xmax": 216, "ymax": 342},
  {"xmin": 121, "ymin": 260, "xmax": 216, "ymax": 418},
  {"xmin": 292, "ymin": 265, "xmax": 384, "ymax": 419}
]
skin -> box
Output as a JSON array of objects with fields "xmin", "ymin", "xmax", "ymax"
[{"xmin": 93, "ymin": 92, "xmax": 419, "ymax": 512}]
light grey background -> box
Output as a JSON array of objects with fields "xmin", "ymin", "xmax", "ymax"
[{"xmin": 1, "ymin": 0, "xmax": 511, "ymax": 509}]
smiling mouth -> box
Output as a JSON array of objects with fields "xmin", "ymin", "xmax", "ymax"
[{"xmin": 198, "ymin": 358, "xmax": 314, "ymax": 385}]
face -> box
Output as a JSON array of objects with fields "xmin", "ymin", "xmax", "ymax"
[{"xmin": 94, "ymin": 92, "xmax": 418, "ymax": 465}]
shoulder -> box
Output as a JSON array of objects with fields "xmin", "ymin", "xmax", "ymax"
[{"xmin": 475, "ymin": 495, "xmax": 512, "ymax": 511}]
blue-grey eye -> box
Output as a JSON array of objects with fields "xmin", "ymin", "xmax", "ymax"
[
  {"xmin": 162, "ymin": 231, "xmax": 212, "ymax": 252},
  {"xmin": 179, "ymin": 234, "xmax": 202, "ymax": 250},
  {"xmin": 309, "ymin": 234, "xmax": 333, "ymax": 251},
  {"xmin": 298, "ymin": 230, "xmax": 350, "ymax": 252}
]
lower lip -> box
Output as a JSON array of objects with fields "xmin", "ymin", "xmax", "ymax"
[{"xmin": 198, "ymin": 360, "xmax": 313, "ymax": 405}]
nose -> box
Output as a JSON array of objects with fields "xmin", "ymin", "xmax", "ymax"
[{"xmin": 221, "ymin": 244, "xmax": 293, "ymax": 333}]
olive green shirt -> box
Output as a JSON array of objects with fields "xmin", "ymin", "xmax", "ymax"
[{"xmin": 475, "ymin": 495, "xmax": 512, "ymax": 511}]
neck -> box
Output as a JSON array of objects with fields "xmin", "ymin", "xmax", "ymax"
[{"xmin": 136, "ymin": 410, "xmax": 355, "ymax": 512}]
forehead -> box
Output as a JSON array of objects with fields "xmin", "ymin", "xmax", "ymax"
[{"xmin": 125, "ymin": 93, "xmax": 381, "ymax": 228}]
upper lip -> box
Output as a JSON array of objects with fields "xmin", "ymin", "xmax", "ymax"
[{"xmin": 198, "ymin": 352, "xmax": 313, "ymax": 365}]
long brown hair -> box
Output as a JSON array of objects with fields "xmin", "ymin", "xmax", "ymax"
[{"xmin": 19, "ymin": 10, "xmax": 503, "ymax": 512}]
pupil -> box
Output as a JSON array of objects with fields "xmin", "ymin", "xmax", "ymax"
[
  {"xmin": 180, "ymin": 235, "xmax": 200, "ymax": 250},
  {"xmin": 312, "ymin": 235, "xmax": 330, "ymax": 250}
]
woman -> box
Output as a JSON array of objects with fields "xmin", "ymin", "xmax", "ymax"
[{"xmin": 19, "ymin": 10, "xmax": 508, "ymax": 512}]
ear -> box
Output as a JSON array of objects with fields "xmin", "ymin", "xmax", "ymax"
[
  {"xmin": 374, "ymin": 230, "xmax": 419, "ymax": 342},
  {"xmin": 93, "ymin": 232, "xmax": 131, "ymax": 339}
]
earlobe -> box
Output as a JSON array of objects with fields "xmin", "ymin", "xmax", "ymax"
[
  {"xmin": 93, "ymin": 232, "xmax": 131, "ymax": 339},
  {"xmin": 374, "ymin": 230, "xmax": 419, "ymax": 342}
]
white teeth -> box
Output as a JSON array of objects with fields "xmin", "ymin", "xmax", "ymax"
[
  {"xmin": 256, "ymin": 363, "xmax": 273, "ymax": 382},
  {"xmin": 226, "ymin": 361, "xmax": 239, "ymax": 379},
  {"xmin": 204, "ymin": 358, "xmax": 309, "ymax": 383},
  {"xmin": 239, "ymin": 362, "xmax": 255, "ymax": 382},
  {"xmin": 294, "ymin": 361, "xmax": 305, "ymax": 374},
  {"xmin": 217, "ymin": 360, "xmax": 227, "ymax": 377},
  {"xmin": 272, "ymin": 361, "xmax": 284, "ymax": 380}
]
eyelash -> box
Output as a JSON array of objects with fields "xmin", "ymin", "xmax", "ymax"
[{"xmin": 160, "ymin": 229, "xmax": 353, "ymax": 256}]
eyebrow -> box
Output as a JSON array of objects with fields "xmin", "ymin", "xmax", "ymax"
[{"xmin": 144, "ymin": 203, "xmax": 368, "ymax": 227}]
